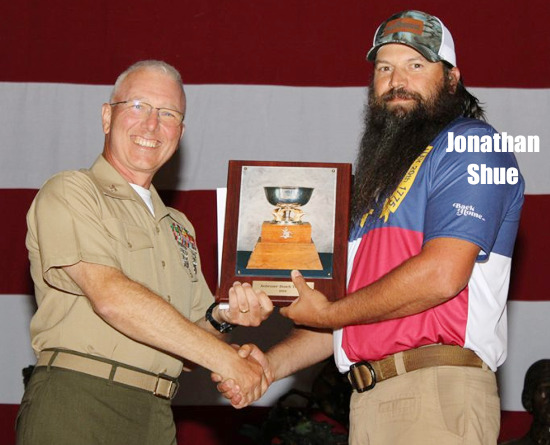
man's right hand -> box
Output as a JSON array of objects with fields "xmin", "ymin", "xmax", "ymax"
[{"xmin": 212, "ymin": 344, "xmax": 273, "ymax": 408}]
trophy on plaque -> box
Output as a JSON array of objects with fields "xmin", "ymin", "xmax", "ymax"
[{"xmin": 246, "ymin": 186, "xmax": 323, "ymax": 270}]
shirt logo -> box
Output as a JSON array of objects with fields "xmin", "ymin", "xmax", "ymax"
[
  {"xmin": 360, "ymin": 145, "xmax": 434, "ymax": 227},
  {"xmin": 452, "ymin": 203, "xmax": 485, "ymax": 221},
  {"xmin": 170, "ymin": 222, "xmax": 198, "ymax": 279}
]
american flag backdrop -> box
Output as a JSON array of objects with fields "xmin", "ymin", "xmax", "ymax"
[{"xmin": 1, "ymin": 0, "xmax": 549, "ymax": 443}]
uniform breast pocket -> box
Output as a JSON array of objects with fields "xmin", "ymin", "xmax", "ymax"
[
  {"xmin": 124, "ymin": 224, "xmax": 154, "ymax": 251},
  {"xmin": 103, "ymin": 218, "xmax": 153, "ymax": 251},
  {"xmin": 103, "ymin": 219, "xmax": 154, "ymax": 277}
]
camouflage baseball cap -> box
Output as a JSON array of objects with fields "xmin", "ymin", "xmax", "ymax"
[{"xmin": 367, "ymin": 10, "xmax": 456, "ymax": 66}]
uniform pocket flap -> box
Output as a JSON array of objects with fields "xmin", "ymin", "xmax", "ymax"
[{"xmin": 103, "ymin": 218, "xmax": 153, "ymax": 251}]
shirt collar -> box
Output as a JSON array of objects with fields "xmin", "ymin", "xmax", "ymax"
[{"xmin": 89, "ymin": 155, "xmax": 171, "ymax": 220}]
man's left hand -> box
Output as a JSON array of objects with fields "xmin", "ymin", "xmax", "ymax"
[{"xmin": 219, "ymin": 282, "xmax": 273, "ymax": 327}]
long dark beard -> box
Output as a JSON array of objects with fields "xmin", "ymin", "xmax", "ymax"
[{"xmin": 351, "ymin": 77, "xmax": 465, "ymax": 222}]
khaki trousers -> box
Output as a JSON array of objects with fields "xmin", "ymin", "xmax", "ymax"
[
  {"xmin": 16, "ymin": 366, "xmax": 177, "ymax": 445},
  {"xmin": 349, "ymin": 365, "xmax": 500, "ymax": 445}
]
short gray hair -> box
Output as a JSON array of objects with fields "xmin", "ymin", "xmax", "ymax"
[{"xmin": 110, "ymin": 60, "xmax": 185, "ymax": 102}]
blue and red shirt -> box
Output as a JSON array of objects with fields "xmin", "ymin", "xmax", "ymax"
[{"xmin": 334, "ymin": 117, "xmax": 524, "ymax": 372}]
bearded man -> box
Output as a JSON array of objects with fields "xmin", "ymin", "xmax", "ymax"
[{"xmin": 216, "ymin": 10, "xmax": 525, "ymax": 445}]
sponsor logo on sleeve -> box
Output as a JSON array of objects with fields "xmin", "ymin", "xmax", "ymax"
[{"xmin": 452, "ymin": 203, "xmax": 485, "ymax": 221}]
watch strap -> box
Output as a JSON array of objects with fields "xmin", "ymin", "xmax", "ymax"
[{"xmin": 205, "ymin": 302, "xmax": 235, "ymax": 333}]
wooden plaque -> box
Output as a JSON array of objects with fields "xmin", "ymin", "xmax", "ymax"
[{"xmin": 218, "ymin": 160, "xmax": 351, "ymax": 306}]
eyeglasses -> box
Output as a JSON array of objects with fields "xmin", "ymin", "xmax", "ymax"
[{"xmin": 110, "ymin": 100, "xmax": 184, "ymax": 127}]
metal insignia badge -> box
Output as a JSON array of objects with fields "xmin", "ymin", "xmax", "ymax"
[{"xmin": 170, "ymin": 222, "xmax": 198, "ymax": 279}]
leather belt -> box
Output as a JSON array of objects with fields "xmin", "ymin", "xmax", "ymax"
[
  {"xmin": 36, "ymin": 349, "xmax": 179, "ymax": 399},
  {"xmin": 347, "ymin": 345, "xmax": 484, "ymax": 393}
]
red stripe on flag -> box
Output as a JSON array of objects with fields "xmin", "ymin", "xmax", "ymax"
[
  {"xmin": 0, "ymin": 404, "xmax": 18, "ymax": 445},
  {"xmin": 2, "ymin": 0, "xmax": 550, "ymax": 88},
  {"xmin": 0, "ymin": 404, "xmax": 533, "ymax": 445},
  {"xmin": 0, "ymin": 189, "xmax": 218, "ymax": 296},
  {"xmin": 1, "ymin": 189, "xmax": 547, "ymax": 300},
  {"xmin": 499, "ymin": 410, "xmax": 533, "ymax": 443},
  {"xmin": 0, "ymin": 189, "xmax": 36, "ymax": 296},
  {"xmin": 509, "ymin": 194, "xmax": 550, "ymax": 301}
]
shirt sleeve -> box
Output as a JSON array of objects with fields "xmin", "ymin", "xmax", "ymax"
[
  {"xmin": 28, "ymin": 171, "xmax": 121, "ymax": 295},
  {"xmin": 423, "ymin": 124, "xmax": 524, "ymax": 259}
]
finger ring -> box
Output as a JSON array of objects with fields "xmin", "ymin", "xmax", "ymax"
[{"xmin": 240, "ymin": 308, "xmax": 250, "ymax": 314}]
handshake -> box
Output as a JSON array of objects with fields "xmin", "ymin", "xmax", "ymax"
[
  {"xmin": 209, "ymin": 270, "xmax": 335, "ymax": 409},
  {"xmin": 211, "ymin": 343, "xmax": 273, "ymax": 409}
]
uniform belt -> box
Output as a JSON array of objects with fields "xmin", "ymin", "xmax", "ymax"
[
  {"xmin": 347, "ymin": 345, "xmax": 485, "ymax": 393},
  {"xmin": 36, "ymin": 349, "xmax": 179, "ymax": 399}
]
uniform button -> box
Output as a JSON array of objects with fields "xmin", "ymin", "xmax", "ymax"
[
  {"xmin": 156, "ymin": 227, "xmax": 160, "ymax": 234},
  {"xmin": 127, "ymin": 242, "xmax": 132, "ymax": 248},
  {"xmin": 167, "ymin": 295, "xmax": 171, "ymax": 303},
  {"xmin": 161, "ymin": 260, "xmax": 166, "ymax": 268}
]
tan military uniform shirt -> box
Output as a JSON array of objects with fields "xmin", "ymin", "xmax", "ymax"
[{"xmin": 26, "ymin": 155, "xmax": 214, "ymax": 377}]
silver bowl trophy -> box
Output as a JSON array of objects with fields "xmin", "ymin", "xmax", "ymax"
[
  {"xmin": 246, "ymin": 186, "xmax": 323, "ymax": 270},
  {"xmin": 264, "ymin": 186, "xmax": 313, "ymax": 224}
]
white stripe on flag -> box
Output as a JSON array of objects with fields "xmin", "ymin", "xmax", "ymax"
[
  {"xmin": 499, "ymin": 300, "xmax": 550, "ymax": 412},
  {"xmin": 2, "ymin": 83, "xmax": 549, "ymax": 193},
  {"xmin": 1, "ymin": 294, "xmax": 547, "ymax": 410}
]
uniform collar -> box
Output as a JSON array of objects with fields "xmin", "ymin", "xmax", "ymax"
[{"xmin": 89, "ymin": 155, "xmax": 171, "ymax": 220}]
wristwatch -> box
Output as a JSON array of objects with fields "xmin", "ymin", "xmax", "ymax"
[{"xmin": 205, "ymin": 302, "xmax": 235, "ymax": 333}]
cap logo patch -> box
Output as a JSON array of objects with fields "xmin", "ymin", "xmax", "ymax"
[{"xmin": 383, "ymin": 17, "xmax": 424, "ymax": 36}]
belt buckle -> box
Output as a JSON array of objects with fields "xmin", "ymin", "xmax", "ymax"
[
  {"xmin": 348, "ymin": 361, "xmax": 376, "ymax": 393},
  {"xmin": 153, "ymin": 376, "xmax": 178, "ymax": 400}
]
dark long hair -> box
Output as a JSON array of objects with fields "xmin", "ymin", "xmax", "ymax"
[{"xmin": 443, "ymin": 62, "xmax": 486, "ymax": 121}]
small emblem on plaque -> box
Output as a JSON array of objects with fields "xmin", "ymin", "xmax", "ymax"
[{"xmin": 281, "ymin": 227, "xmax": 292, "ymax": 239}]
